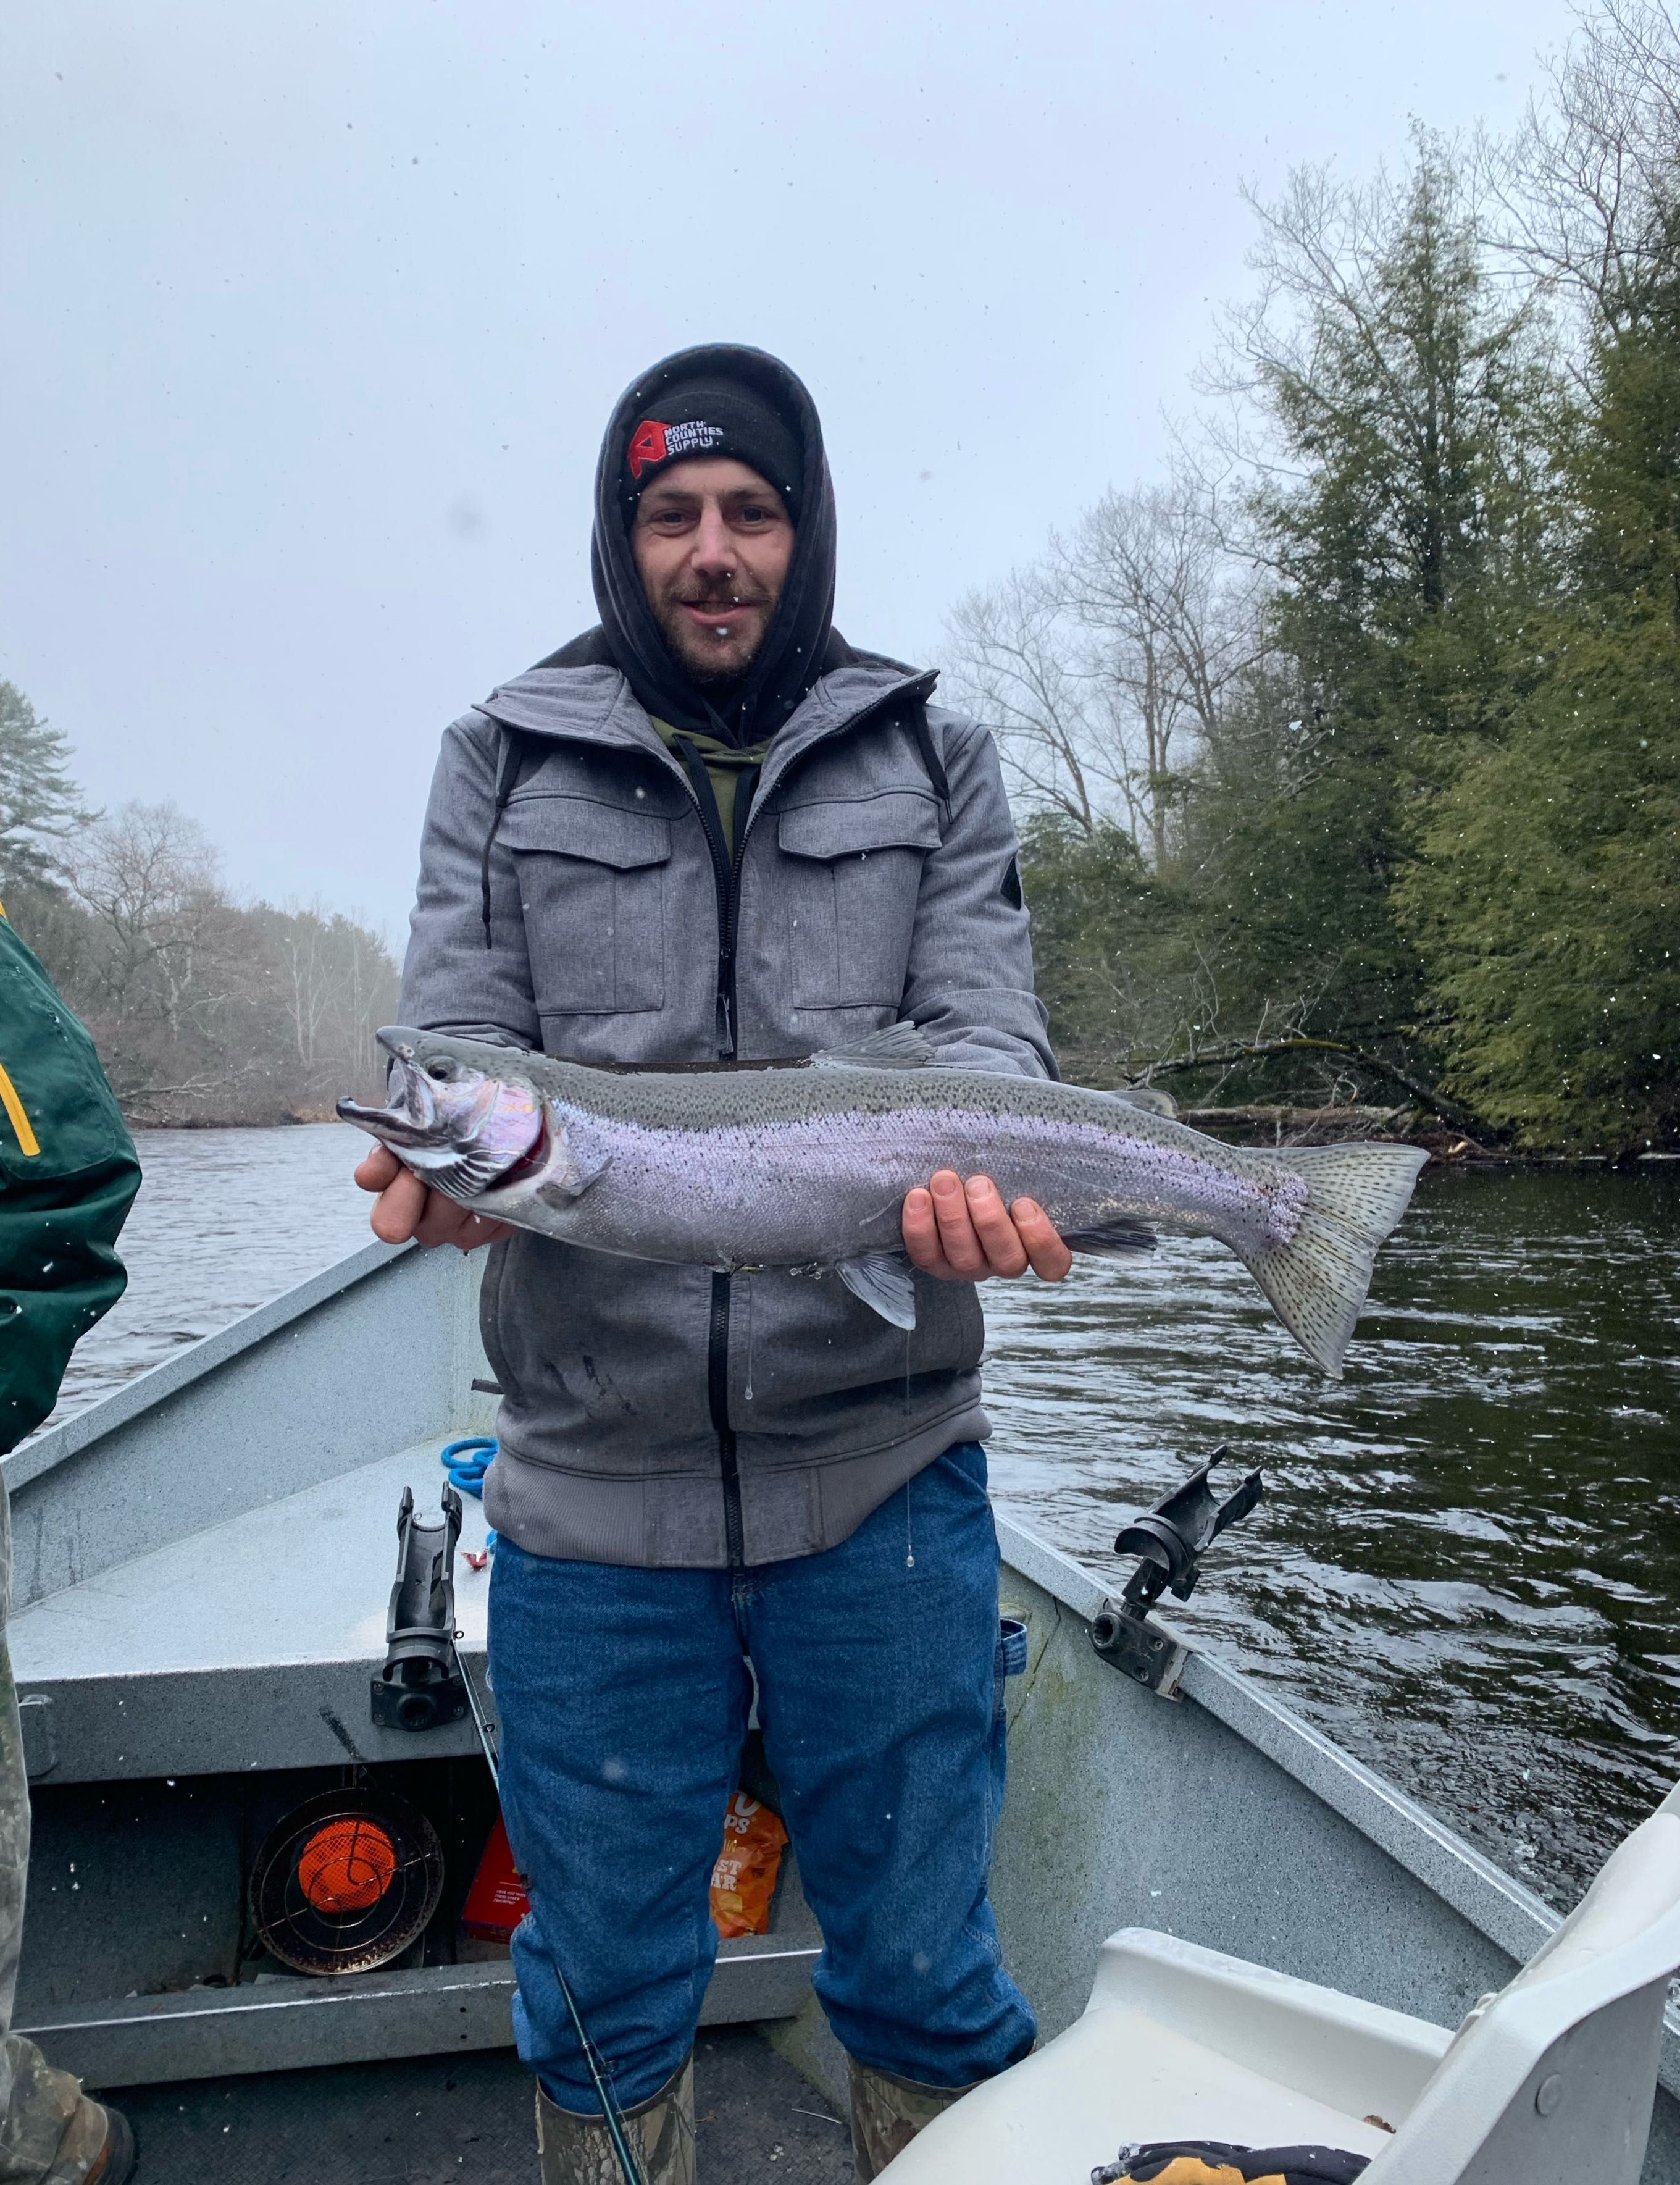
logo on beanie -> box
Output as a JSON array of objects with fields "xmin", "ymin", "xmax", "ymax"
[{"xmin": 626, "ymin": 417, "xmax": 726, "ymax": 480}]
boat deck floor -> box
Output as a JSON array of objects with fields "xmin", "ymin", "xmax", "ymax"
[
  {"xmin": 106, "ymin": 2026, "xmax": 852, "ymax": 2182},
  {"xmin": 10, "ymin": 1440, "xmax": 492, "ymax": 1685}
]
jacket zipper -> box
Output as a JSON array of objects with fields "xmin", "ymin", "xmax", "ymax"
[
  {"xmin": 513, "ymin": 678, "xmax": 937, "ymax": 1575},
  {"xmin": 670, "ymin": 738, "xmax": 748, "ymax": 1569}
]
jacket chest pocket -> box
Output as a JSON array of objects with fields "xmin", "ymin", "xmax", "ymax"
[
  {"xmin": 501, "ymin": 795, "xmax": 671, "ymax": 1015},
  {"xmin": 777, "ymin": 791, "xmax": 942, "ymax": 1008}
]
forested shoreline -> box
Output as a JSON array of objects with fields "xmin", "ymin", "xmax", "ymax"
[
  {"xmin": 944, "ymin": 0, "xmax": 1678, "ymax": 1156},
  {"xmin": 5, "ymin": 5, "xmax": 1673, "ymax": 1147},
  {"xmin": 0, "ymin": 682, "xmax": 398, "ymax": 1126}
]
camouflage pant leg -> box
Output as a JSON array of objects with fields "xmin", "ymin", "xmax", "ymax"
[{"xmin": 0, "ymin": 1618, "xmax": 102, "ymax": 2185}]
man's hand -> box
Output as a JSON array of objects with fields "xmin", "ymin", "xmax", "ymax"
[
  {"xmin": 354, "ymin": 1144, "xmax": 512, "ymax": 1252},
  {"xmin": 902, "ymin": 1172, "xmax": 1074, "ymax": 1284}
]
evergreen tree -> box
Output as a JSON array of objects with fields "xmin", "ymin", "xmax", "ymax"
[
  {"xmin": 0, "ymin": 681, "xmax": 94, "ymax": 898},
  {"xmin": 1202, "ymin": 136, "xmax": 1560, "ymax": 1062},
  {"xmin": 1398, "ymin": 287, "xmax": 1680, "ymax": 1147},
  {"xmin": 1016, "ymin": 815, "xmax": 1200, "ymax": 1081},
  {"xmin": 1395, "ymin": 6, "xmax": 1680, "ymax": 1148}
]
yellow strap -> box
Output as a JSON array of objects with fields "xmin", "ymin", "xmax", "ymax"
[{"xmin": 0, "ymin": 1062, "xmax": 40, "ymax": 1157}]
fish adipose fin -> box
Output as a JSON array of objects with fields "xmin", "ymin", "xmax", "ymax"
[
  {"xmin": 812, "ymin": 1022, "xmax": 935, "ymax": 1072},
  {"xmin": 1235, "ymin": 1143, "xmax": 1430, "ymax": 1378},
  {"xmin": 836, "ymin": 1252, "xmax": 919, "ymax": 1329},
  {"xmin": 1060, "ymin": 1218, "xmax": 1157, "ymax": 1257}
]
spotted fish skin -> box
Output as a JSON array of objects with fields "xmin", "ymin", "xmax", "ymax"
[{"xmin": 339, "ymin": 1023, "xmax": 1428, "ymax": 1377}]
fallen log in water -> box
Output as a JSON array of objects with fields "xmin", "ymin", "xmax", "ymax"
[{"xmin": 1181, "ymin": 1102, "xmax": 1422, "ymax": 1146}]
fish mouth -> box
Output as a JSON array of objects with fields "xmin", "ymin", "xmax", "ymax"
[
  {"xmin": 337, "ymin": 1036, "xmax": 441, "ymax": 1147},
  {"xmin": 336, "ymin": 1057, "xmax": 440, "ymax": 1147}
]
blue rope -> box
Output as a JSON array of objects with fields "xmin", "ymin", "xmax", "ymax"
[{"xmin": 442, "ymin": 1437, "xmax": 498, "ymax": 1551}]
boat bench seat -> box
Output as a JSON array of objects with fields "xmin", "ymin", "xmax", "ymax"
[
  {"xmin": 876, "ymin": 1929, "xmax": 1432, "ymax": 2181},
  {"xmin": 880, "ymin": 1782, "xmax": 1680, "ymax": 2184}
]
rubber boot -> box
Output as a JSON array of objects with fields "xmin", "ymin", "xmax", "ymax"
[
  {"xmin": 42, "ymin": 2096, "xmax": 135, "ymax": 2185},
  {"xmin": 848, "ymin": 2058, "xmax": 977, "ymax": 2181},
  {"xmin": 535, "ymin": 2055, "xmax": 695, "ymax": 2185},
  {"xmin": 77, "ymin": 2103, "xmax": 135, "ymax": 2185}
]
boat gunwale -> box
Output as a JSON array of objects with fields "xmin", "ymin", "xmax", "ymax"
[
  {"xmin": 998, "ymin": 1517, "xmax": 1680, "ymax": 2091},
  {"xmin": 998, "ymin": 1519, "xmax": 1563, "ymax": 1967},
  {"xmin": 4, "ymin": 1239, "xmax": 410, "ymax": 1495},
  {"xmin": 0, "ymin": 1233, "xmax": 1587, "ymax": 1959}
]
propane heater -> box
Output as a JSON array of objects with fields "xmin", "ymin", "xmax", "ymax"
[{"xmin": 249, "ymin": 1787, "xmax": 444, "ymax": 1977}]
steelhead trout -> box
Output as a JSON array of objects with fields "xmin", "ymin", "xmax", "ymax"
[{"xmin": 340, "ymin": 1023, "xmax": 1429, "ymax": 1377}]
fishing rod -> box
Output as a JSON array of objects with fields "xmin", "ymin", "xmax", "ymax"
[
  {"xmin": 372, "ymin": 1482, "xmax": 647, "ymax": 2185},
  {"xmin": 451, "ymin": 1642, "xmax": 646, "ymax": 2185}
]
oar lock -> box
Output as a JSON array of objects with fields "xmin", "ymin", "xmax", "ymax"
[{"xmin": 1090, "ymin": 1448, "xmax": 1264, "ymax": 1700}]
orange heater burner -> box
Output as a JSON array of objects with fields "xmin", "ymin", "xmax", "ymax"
[{"xmin": 250, "ymin": 1790, "xmax": 444, "ymax": 1976}]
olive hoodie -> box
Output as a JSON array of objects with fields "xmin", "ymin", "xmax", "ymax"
[{"xmin": 0, "ymin": 912, "xmax": 140, "ymax": 1466}]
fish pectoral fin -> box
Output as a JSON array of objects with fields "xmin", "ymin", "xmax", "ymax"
[
  {"xmin": 535, "ymin": 1151, "xmax": 612, "ymax": 1206},
  {"xmin": 1059, "ymin": 1218, "xmax": 1157, "ymax": 1257},
  {"xmin": 835, "ymin": 1252, "xmax": 919, "ymax": 1329},
  {"xmin": 811, "ymin": 1022, "xmax": 935, "ymax": 1071}
]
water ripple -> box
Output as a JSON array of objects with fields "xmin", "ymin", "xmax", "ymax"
[
  {"xmin": 983, "ymin": 1167, "xmax": 1680, "ymax": 1908},
  {"xmin": 36, "ymin": 1125, "xmax": 375, "ymax": 1427}
]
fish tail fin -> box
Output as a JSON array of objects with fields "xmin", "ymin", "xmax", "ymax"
[{"xmin": 1232, "ymin": 1142, "xmax": 1430, "ymax": 1378}]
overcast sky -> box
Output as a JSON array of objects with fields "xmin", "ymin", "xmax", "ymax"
[{"xmin": 4, "ymin": 0, "xmax": 1582, "ymax": 939}]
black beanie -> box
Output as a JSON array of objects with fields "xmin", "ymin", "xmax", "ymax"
[{"xmin": 620, "ymin": 373, "xmax": 803, "ymax": 525}]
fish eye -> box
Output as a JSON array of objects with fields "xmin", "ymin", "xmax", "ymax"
[{"xmin": 424, "ymin": 1059, "xmax": 456, "ymax": 1081}]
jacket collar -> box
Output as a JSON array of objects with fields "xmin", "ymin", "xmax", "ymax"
[{"xmin": 477, "ymin": 658, "xmax": 938, "ymax": 808}]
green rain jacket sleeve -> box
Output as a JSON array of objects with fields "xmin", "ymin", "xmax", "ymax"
[{"xmin": 0, "ymin": 913, "xmax": 141, "ymax": 1456}]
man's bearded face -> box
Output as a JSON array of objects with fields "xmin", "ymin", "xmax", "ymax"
[{"xmin": 630, "ymin": 458, "xmax": 796, "ymax": 686}]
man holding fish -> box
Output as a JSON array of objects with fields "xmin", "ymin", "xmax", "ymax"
[{"xmin": 352, "ymin": 345, "xmax": 1423, "ymax": 2183}]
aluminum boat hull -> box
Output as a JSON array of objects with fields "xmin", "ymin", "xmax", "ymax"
[{"xmin": 5, "ymin": 1241, "xmax": 1676, "ymax": 2176}]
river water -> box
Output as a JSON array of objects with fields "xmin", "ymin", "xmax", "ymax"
[{"xmin": 35, "ymin": 1127, "xmax": 1680, "ymax": 1911}]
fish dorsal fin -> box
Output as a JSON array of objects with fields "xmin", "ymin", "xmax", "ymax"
[
  {"xmin": 1098, "ymin": 1085, "xmax": 1178, "ymax": 1118},
  {"xmin": 812, "ymin": 1022, "xmax": 935, "ymax": 1072},
  {"xmin": 835, "ymin": 1253, "xmax": 919, "ymax": 1329}
]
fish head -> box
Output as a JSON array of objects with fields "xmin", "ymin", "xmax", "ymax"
[{"xmin": 337, "ymin": 1027, "xmax": 546, "ymax": 1205}]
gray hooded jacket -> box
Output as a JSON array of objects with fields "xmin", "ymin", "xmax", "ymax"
[{"xmin": 400, "ymin": 654, "xmax": 1054, "ymax": 1569}]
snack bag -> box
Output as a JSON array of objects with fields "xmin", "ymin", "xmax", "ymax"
[
  {"xmin": 461, "ymin": 1814, "xmax": 531, "ymax": 1944},
  {"xmin": 709, "ymin": 1790, "xmax": 788, "ymax": 1937}
]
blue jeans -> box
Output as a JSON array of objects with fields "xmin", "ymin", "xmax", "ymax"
[{"xmin": 487, "ymin": 1442, "xmax": 1036, "ymax": 2111}]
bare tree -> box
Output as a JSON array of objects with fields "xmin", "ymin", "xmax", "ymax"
[
  {"xmin": 64, "ymin": 802, "xmax": 233, "ymax": 1036},
  {"xmin": 49, "ymin": 806, "xmax": 401, "ymax": 1120},
  {"xmin": 332, "ymin": 911, "xmax": 400, "ymax": 1099},
  {"xmin": 1059, "ymin": 474, "xmax": 1269, "ymax": 865},
  {"xmin": 942, "ymin": 565, "xmax": 1110, "ymax": 834},
  {"xmin": 269, "ymin": 910, "xmax": 335, "ymax": 1076},
  {"xmin": 255, "ymin": 903, "xmax": 399, "ymax": 1101},
  {"xmin": 943, "ymin": 472, "xmax": 1269, "ymax": 865},
  {"xmin": 1499, "ymin": 0, "xmax": 1680, "ymax": 330}
]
